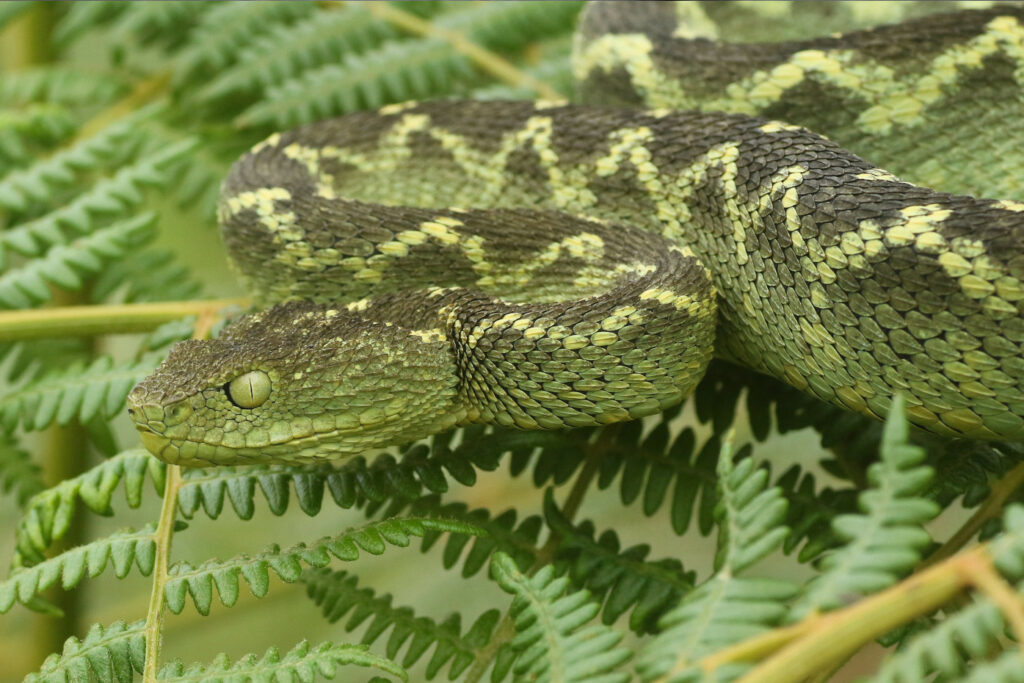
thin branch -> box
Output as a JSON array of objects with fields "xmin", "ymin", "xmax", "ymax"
[
  {"xmin": 142, "ymin": 309, "xmax": 218, "ymax": 682},
  {"xmin": 724, "ymin": 545, "xmax": 1002, "ymax": 683},
  {"xmin": 0, "ymin": 298, "xmax": 249, "ymax": 340},
  {"xmin": 142, "ymin": 463, "xmax": 180, "ymax": 683}
]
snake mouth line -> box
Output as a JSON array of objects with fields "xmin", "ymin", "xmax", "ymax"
[{"xmin": 133, "ymin": 424, "xmax": 362, "ymax": 466}]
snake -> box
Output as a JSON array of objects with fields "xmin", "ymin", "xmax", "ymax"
[{"xmin": 128, "ymin": 1, "xmax": 1024, "ymax": 466}]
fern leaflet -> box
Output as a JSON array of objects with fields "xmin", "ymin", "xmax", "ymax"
[
  {"xmin": 0, "ymin": 526, "xmax": 156, "ymax": 613},
  {"xmin": 489, "ymin": 552, "xmax": 632, "ymax": 683},
  {"xmin": 544, "ymin": 491, "xmax": 696, "ymax": 633},
  {"xmin": 165, "ymin": 517, "xmax": 483, "ymax": 615},
  {"xmin": 303, "ymin": 567, "xmax": 500, "ymax": 681},
  {"xmin": 14, "ymin": 449, "xmax": 164, "ymax": 566},
  {"xmin": 636, "ymin": 437, "xmax": 794, "ymax": 682},
  {"xmin": 789, "ymin": 396, "xmax": 940, "ymax": 619},
  {"xmin": 24, "ymin": 620, "xmax": 145, "ymax": 683},
  {"xmin": 0, "ymin": 434, "xmax": 43, "ymax": 505},
  {"xmin": 158, "ymin": 640, "xmax": 407, "ymax": 683}
]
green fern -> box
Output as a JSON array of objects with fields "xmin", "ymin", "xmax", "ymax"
[
  {"xmin": 0, "ymin": 212, "xmax": 156, "ymax": 308},
  {"xmin": 0, "ymin": 526, "xmax": 156, "ymax": 613},
  {"xmin": 0, "ymin": 352, "xmax": 163, "ymax": 433},
  {"xmin": 237, "ymin": 39, "xmax": 477, "ymax": 129},
  {"xmin": 164, "ymin": 517, "xmax": 483, "ymax": 615},
  {"xmin": 393, "ymin": 494, "xmax": 543, "ymax": 578},
  {"xmin": 545, "ymin": 491, "xmax": 695, "ymax": 633},
  {"xmin": 171, "ymin": 1, "xmax": 317, "ymax": 86},
  {"xmin": 303, "ymin": 567, "xmax": 500, "ymax": 681},
  {"xmin": 0, "ymin": 435, "xmax": 43, "ymax": 505},
  {"xmin": 90, "ymin": 247, "xmax": 203, "ymax": 303},
  {"xmin": 0, "ymin": 138, "xmax": 195, "ymax": 269},
  {"xmin": 0, "ymin": 67, "xmax": 124, "ymax": 112},
  {"xmin": 0, "ymin": 105, "xmax": 151, "ymax": 212},
  {"xmin": 24, "ymin": 620, "xmax": 146, "ymax": 683},
  {"xmin": 636, "ymin": 437, "xmax": 794, "ymax": 682},
  {"xmin": 789, "ymin": 396, "xmax": 940, "ymax": 619},
  {"xmin": 196, "ymin": 7, "xmax": 398, "ymax": 103},
  {"xmin": 873, "ymin": 596, "xmax": 1006, "ymax": 682},
  {"xmin": 14, "ymin": 450, "xmax": 164, "ymax": 565},
  {"xmin": 158, "ymin": 640, "xmax": 407, "ymax": 683},
  {"xmin": 489, "ymin": 552, "xmax": 632, "ymax": 683}
]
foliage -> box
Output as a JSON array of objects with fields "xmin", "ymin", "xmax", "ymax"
[{"xmin": 2, "ymin": 3, "xmax": 1024, "ymax": 683}]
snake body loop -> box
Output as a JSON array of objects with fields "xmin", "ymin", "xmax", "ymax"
[{"xmin": 130, "ymin": 2, "xmax": 1024, "ymax": 465}]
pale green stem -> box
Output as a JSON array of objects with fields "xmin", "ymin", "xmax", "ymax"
[
  {"xmin": 0, "ymin": 298, "xmax": 249, "ymax": 340},
  {"xmin": 142, "ymin": 463, "xmax": 182, "ymax": 683},
  {"xmin": 729, "ymin": 547, "xmax": 989, "ymax": 683}
]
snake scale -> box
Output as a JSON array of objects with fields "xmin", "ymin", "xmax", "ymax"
[{"xmin": 128, "ymin": 2, "xmax": 1024, "ymax": 466}]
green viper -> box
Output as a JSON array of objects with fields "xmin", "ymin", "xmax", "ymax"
[{"xmin": 129, "ymin": 2, "xmax": 1024, "ymax": 466}]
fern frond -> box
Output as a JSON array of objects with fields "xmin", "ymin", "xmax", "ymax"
[
  {"xmin": 236, "ymin": 1, "xmax": 582, "ymax": 129},
  {"xmin": 303, "ymin": 568, "xmax": 500, "ymax": 681},
  {"xmin": 636, "ymin": 438, "xmax": 794, "ymax": 682},
  {"xmin": 14, "ymin": 450, "xmax": 164, "ymax": 566},
  {"xmin": 489, "ymin": 552, "xmax": 632, "ymax": 683},
  {"xmin": 873, "ymin": 597, "xmax": 1005, "ymax": 682},
  {"xmin": 0, "ymin": 435, "xmax": 43, "ymax": 505},
  {"xmin": 24, "ymin": 619, "xmax": 146, "ymax": 683},
  {"xmin": 172, "ymin": 1, "xmax": 318, "ymax": 86},
  {"xmin": 0, "ymin": 139, "xmax": 196, "ymax": 269},
  {"xmin": 775, "ymin": 464, "xmax": 856, "ymax": 562},
  {"xmin": 395, "ymin": 494, "xmax": 543, "ymax": 578},
  {"xmin": 165, "ymin": 517, "xmax": 483, "ymax": 615},
  {"xmin": 0, "ymin": 352, "xmax": 162, "ymax": 434},
  {"xmin": 0, "ymin": 212, "xmax": 156, "ymax": 309},
  {"xmin": 0, "ymin": 337, "xmax": 89, "ymax": 384},
  {"xmin": 0, "ymin": 526, "xmax": 155, "ymax": 613},
  {"xmin": 52, "ymin": 3, "xmax": 129, "ymax": 46},
  {"xmin": 0, "ymin": 67, "xmax": 124, "ymax": 110},
  {"xmin": 958, "ymin": 650, "xmax": 1024, "ymax": 683},
  {"xmin": 544, "ymin": 491, "xmax": 695, "ymax": 633},
  {"xmin": 91, "ymin": 247, "xmax": 203, "ymax": 304},
  {"xmin": 237, "ymin": 39, "xmax": 476, "ymax": 129},
  {"xmin": 108, "ymin": 1, "xmax": 211, "ymax": 51},
  {"xmin": 594, "ymin": 417, "xmax": 722, "ymax": 535},
  {"xmin": 789, "ymin": 396, "xmax": 940, "ymax": 619},
  {"xmin": 158, "ymin": 640, "xmax": 406, "ymax": 683},
  {"xmin": 0, "ymin": 104, "xmax": 76, "ymax": 169},
  {"xmin": 197, "ymin": 6, "xmax": 398, "ymax": 103},
  {"xmin": 433, "ymin": 1, "xmax": 582, "ymax": 53},
  {"xmin": 0, "ymin": 107, "xmax": 147, "ymax": 212}
]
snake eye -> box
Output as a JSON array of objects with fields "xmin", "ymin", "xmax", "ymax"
[{"xmin": 226, "ymin": 370, "xmax": 271, "ymax": 409}]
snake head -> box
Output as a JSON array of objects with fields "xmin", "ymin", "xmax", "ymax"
[{"xmin": 127, "ymin": 301, "xmax": 463, "ymax": 466}]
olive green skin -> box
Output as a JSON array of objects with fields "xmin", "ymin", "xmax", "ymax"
[{"xmin": 129, "ymin": 2, "xmax": 1024, "ymax": 465}]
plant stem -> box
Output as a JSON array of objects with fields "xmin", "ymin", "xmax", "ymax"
[
  {"xmin": 731, "ymin": 547, "xmax": 989, "ymax": 683},
  {"xmin": 142, "ymin": 311, "xmax": 218, "ymax": 682},
  {"xmin": 0, "ymin": 298, "xmax": 248, "ymax": 340},
  {"xmin": 142, "ymin": 463, "xmax": 181, "ymax": 683}
]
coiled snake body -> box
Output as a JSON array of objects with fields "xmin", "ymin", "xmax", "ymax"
[{"xmin": 129, "ymin": 2, "xmax": 1024, "ymax": 465}]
